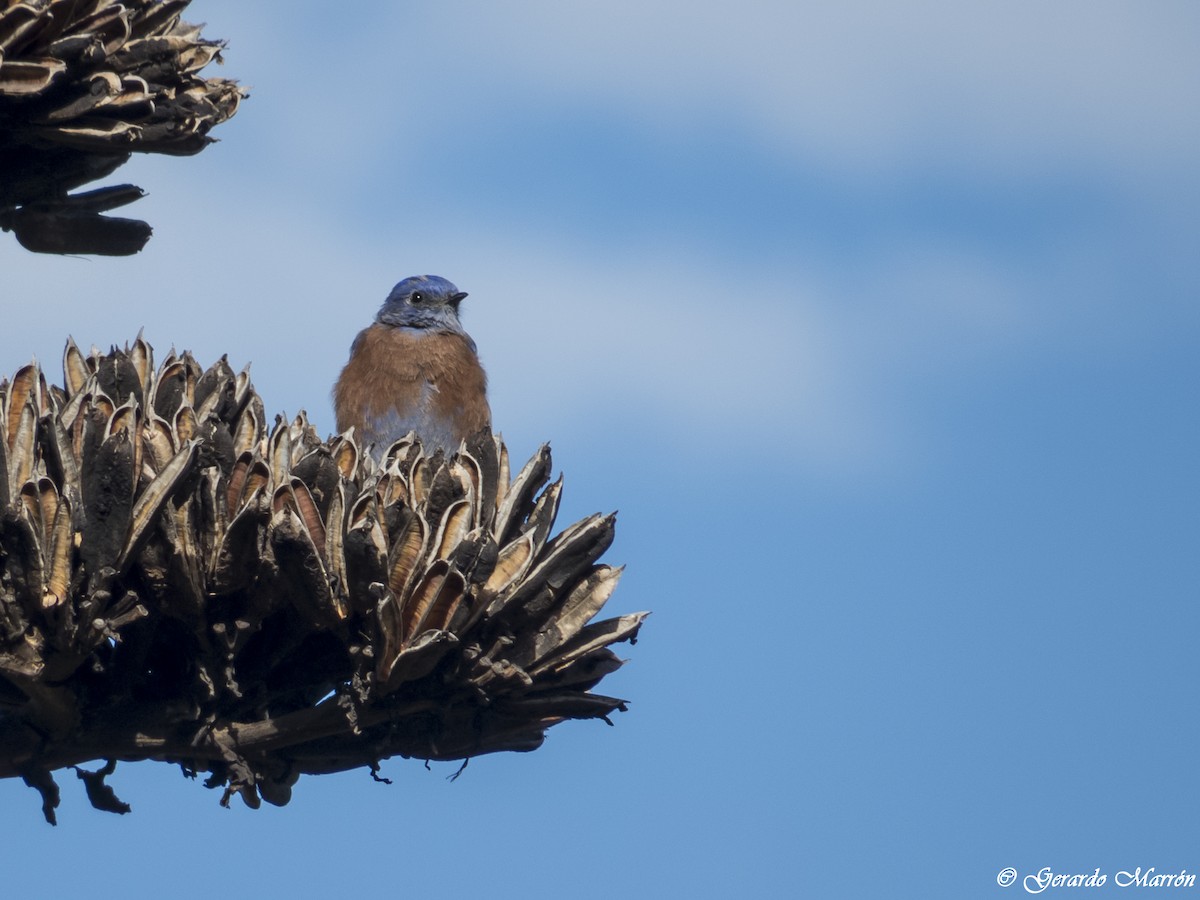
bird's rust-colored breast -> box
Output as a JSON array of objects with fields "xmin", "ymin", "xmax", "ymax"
[{"xmin": 333, "ymin": 324, "xmax": 490, "ymax": 452}]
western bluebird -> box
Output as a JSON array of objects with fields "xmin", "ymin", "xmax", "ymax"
[{"xmin": 333, "ymin": 275, "xmax": 491, "ymax": 455}]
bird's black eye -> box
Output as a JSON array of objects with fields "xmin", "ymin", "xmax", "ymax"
[{"xmin": 410, "ymin": 291, "xmax": 424, "ymax": 304}]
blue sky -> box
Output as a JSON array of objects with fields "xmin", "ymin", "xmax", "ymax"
[{"xmin": 3, "ymin": 2, "xmax": 1199, "ymax": 897}]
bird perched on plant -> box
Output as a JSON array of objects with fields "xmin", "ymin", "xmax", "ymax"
[{"xmin": 333, "ymin": 275, "xmax": 491, "ymax": 456}]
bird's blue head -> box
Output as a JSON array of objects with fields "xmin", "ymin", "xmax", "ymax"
[{"xmin": 375, "ymin": 275, "xmax": 469, "ymax": 333}]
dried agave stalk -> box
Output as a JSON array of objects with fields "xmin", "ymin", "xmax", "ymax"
[
  {"xmin": 0, "ymin": 0, "xmax": 244, "ymax": 254},
  {"xmin": 0, "ymin": 337, "xmax": 646, "ymax": 822}
]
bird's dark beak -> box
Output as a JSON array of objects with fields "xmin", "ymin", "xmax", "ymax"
[{"xmin": 449, "ymin": 291, "xmax": 468, "ymax": 308}]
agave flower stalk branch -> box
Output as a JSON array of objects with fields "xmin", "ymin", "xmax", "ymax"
[
  {"xmin": 0, "ymin": 337, "xmax": 645, "ymax": 821},
  {"xmin": 0, "ymin": 0, "xmax": 244, "ymax": 254}
]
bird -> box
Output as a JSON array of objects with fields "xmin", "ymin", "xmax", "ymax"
[{"xmin": 333, "ymin": 275, "xmax": 491, "ymax": 455}]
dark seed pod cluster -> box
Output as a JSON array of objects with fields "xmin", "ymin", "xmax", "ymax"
[
  {"xmin": 0, "ymin": 337, "xmax": 645, "ymax": 821},
  {"xmin": 0, "ymin": 0, "xmax": 244, "ymax": 254}
]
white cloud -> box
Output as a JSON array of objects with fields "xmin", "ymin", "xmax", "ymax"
[
  {"xmin": 188, "ymin": 1, "xmax": 1200, "ymax": 185},
  {"xmin": 405, "ymin": 1, "xmax": 1200, "ymax": 181},
  {"xmin": 4, "ymin": 1, "xmax": 1194, "ymax": 483}
]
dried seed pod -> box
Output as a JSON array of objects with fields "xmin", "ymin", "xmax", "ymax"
[
  {"xmin": 386, "ymin": 510, "xmax": 427, "ymax": 600},
  {"xmin": 323, "ymin": 482, "xmax": 349, "ymax": 609},
  {"xmin": 232, "ymin": 402, "xmax": 262, "ymax": 458},
  {"xmin": 142, "ymin": 413, "xmax": 174, "ymax": 472},
  {"xmin": 63, "ymin": 338, "xmax": 91, "ymax": 397},
  {"xmin": 79, "ymin": 427, "xmax": 136, "ymax": 575},
  {"xmin": 287, "ymin": 478, "xmax": 326, "ymax": 561},
  {"xmin": 118, "ymin": 438, "xmax": 198, "ymax": 572},
  {"xmin": 267, "ymin": 417, "xmax": 291, "ymax": 487},
  {"xmin": 527, "ymin": 613, "xmax": 648, "ymax": 680},
  {"xmin": 493, "ymin": 443, "xmax": 551, "ymax": 545},
  {"xmin": 43, "ymin": 494, "xmax": 73, "ymax": 607},
  {"xmin": 7, "ymin": 400, "xmax": 38, "ymax": 505}
]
